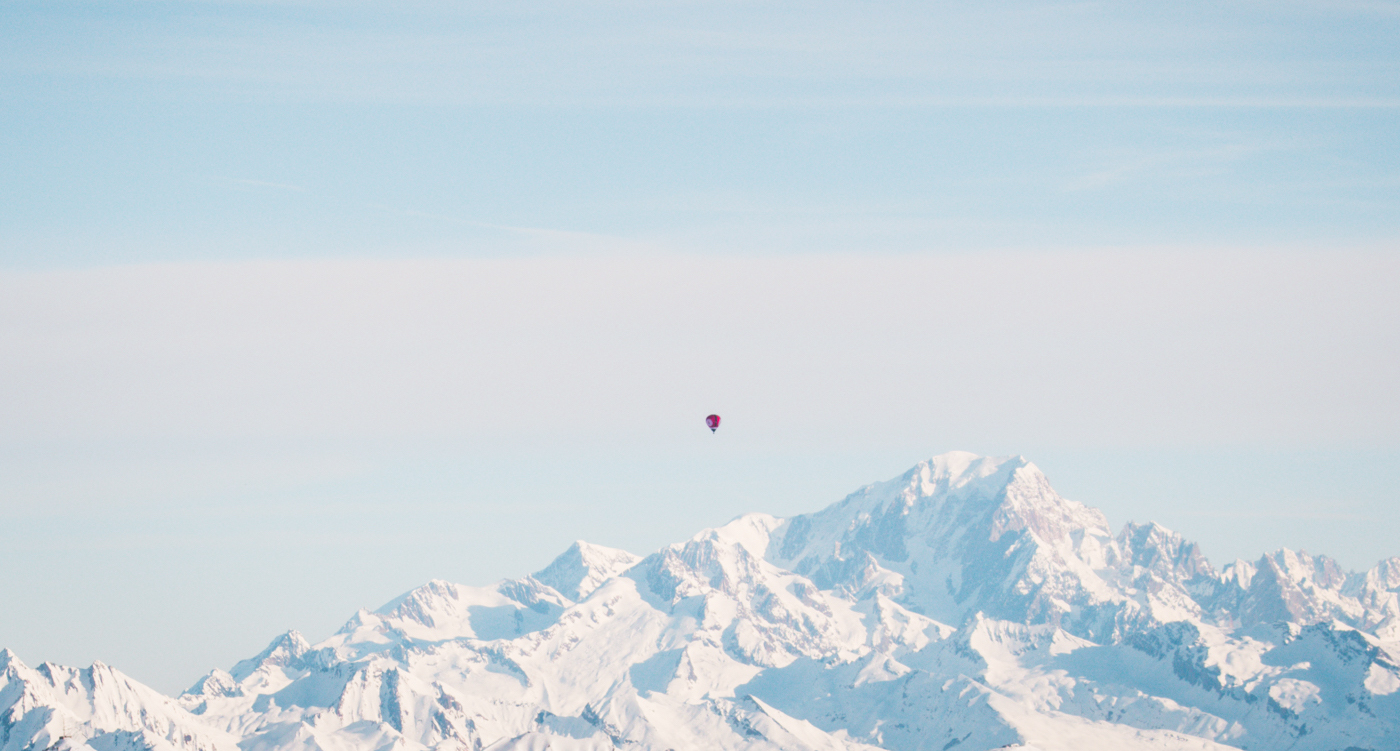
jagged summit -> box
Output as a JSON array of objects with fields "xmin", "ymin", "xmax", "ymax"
[
  {"xmin": 829, "ymin": 451, "xmax": 1031, "ymax": 518},
  {"xmin": 532, "ymin": 540, "xmax": 642, "ymax": 601},
  {"xmin": 3, "ymin": 648, "xmax": 238, "ymax": 751},
  {"xmin": 7, "ymin": 450, "xmax": 1400, "ymax": 751},
  {"xmin": 763, "ymin": 451, "xmax": 1123, "ymax": 634},
  {"xmin": 1113, "ymin": 521, "xmax": 1215, "ymax": 581},
  {"xmin": 184, "ymin": 668, "xmax": 241, "ymax": 699},
  {"xmin": 769, "ymin": 452, "xmax": 1103, "ymax": 560},
  {"xmin": 228, "ymin": 630, "xmax": 309, "ymax": 682}
]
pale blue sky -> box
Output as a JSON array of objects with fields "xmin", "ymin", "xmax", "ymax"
[{"xmin": 1, "ymin": 0, "xmax": 1398, "ymax": 694}]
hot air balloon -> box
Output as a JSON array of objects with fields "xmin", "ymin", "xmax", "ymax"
[{"xmin": 705, "ymin": 414, "xmax": 721, "ymax": 433}]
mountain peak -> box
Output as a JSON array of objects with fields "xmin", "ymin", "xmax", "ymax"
[
  {"xmin": 532, "ymin": 540, "xmax": 640, "ymax": 601},
  {"xmin": 893, "ymin": 452, "xmax": 1028, "ymax": 505},
  {"xmin": 229, "ymin": 629, "xmax": 310, "ymax": 682},
  {"xmin": 184, "ymin": 668, "xmax": 243, "ymax": 698},
  {"xmin": 772, "ymin": 452, "xmax": 1098, "ymax": 565},
  {"xmin": 1114, "ymin": 521, "xmax": 1215, "ymax": 581},
  {"xmin": 1258, "ymin": 548, "xmax": 1348, "ymax": 589},
  {"xmin": 914, "ymin": 450, "xmax": 1025, "ymax": 479},
  {"xmin": 765, "ymin": 452, "xmax": 1127, "ymax": 633},
  {"xmin": 373, "ymin": 579, "xmax": 476, "ymax": 631},
  {"xmin": 695, "ymin": 513, "xmax": 783, "ymax": 558},
  {"xmin": 986, "ymin": 459, "xmax": 1108, "ymax": 544}
]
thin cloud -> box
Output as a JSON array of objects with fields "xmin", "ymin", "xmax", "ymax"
[{"xmin": 1064, "ymin": 142, "xmax": 1288, "ymax": 192}]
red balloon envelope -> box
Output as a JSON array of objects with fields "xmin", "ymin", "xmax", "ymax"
[{"xmin": 705, "ymin": 414, "xmax": 721, "ymax": 432}]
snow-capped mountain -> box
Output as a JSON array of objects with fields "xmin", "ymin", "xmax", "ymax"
[{"xmin": 6, "ymin": 452, "xmax": 1400, "ymax": 751}]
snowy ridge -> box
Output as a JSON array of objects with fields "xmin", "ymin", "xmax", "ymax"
[
  {"xmin": 5, "ymin": 451, "xmax": 1400, "ymax": 750},
  {"xmin": 0, "ymin": 649, "xmax": 237, "ymax": 751}
]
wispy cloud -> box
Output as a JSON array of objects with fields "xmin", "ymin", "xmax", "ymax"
[{"xmin": 1064, "ymin": 142, "xmax": 1287, "ymax": 191}]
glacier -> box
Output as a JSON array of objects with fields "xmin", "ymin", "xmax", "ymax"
[{"xmin": 5, "ymin": 451, "xmax": 1400, "ymax": 751}]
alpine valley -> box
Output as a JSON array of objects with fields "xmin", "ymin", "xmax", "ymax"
[{"xmin": 6, "ymin": 452, "xmax": 1400, "ymax": 751}]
